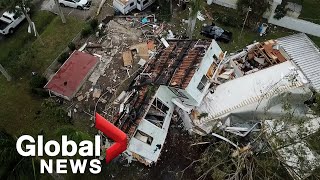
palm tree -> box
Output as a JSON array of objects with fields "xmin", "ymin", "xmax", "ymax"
[
  {"xmin": 187, "ymin": 0, "xmax": 202, "ymax": 39},
  {"xmin": 0, "ymin": 130, "xmax": 38, "ymax": 179},
  {"xmin": 0, "ymin": 0, "xmax": 44, "ymax": 45},
  {"xmin": 53, "ymin": 0, "xmax": 66, "ymax": 24}
]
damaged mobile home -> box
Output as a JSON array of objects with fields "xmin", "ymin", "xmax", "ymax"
[
  {"xmin": 113, "ymin": 0, "xmax": 155, "ymax": 14},
  {"xmin": 180, "ymin": 33, "xmax": 320, "ymax": 135},
  {"xmin": 171, "ymin": 33, "xmax": 320, "ymax": 179},
  {"xmin": 103, "ymin": 33, "xmax": 320, "ymax": 171},
  {"xmin": 106, "ymin": 39, "xmax": 224, "ymax": 165}
]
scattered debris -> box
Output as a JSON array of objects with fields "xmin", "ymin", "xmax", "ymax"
[
  {"xmin": 93, "ymin": 88, "xmax": 102, "ymax": 98},
  {"xmin": 77, "ymin": 94, "xmax": 85, "ymax": 101},
  {"xmin": 122, "ymin": 51, "xmax": 133, "ymax": 67},
  {"xmin": 129, "ymin": 41, "xmax": 155, "ymax": 60}
]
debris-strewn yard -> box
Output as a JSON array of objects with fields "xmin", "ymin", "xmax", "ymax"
[{"xmin": 2, "ymin": 0, "xmax": 320, "ymax": 179}]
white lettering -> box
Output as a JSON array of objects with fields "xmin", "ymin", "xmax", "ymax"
[
  {"xmin": 61, "ymin": 136, "xmax": 77, "ymax": 156},
  {"xmin": 38, "ymin": 135, "xmax": 43, "ymax": 156},
  {"xmin": 40, "ymin": 159, "xmax": 53, "ymax": 173},
  {"xmin": 95, "ymin": 135, "xmax": 101, "ymax": 156},
  {"xmin": 89, "ymin": 159, "xmax": 101, "ymax": 174},
  {"xmin": 44, "ymin": 140, "xmax": 60, "ymax": 156},
  {"xmin": 79, "ymin": 141, "xmax": 93, "ymax": 156},
  {"xmin": 70, "ymin": 159, "xmax": 87, "ymax": 173},
  {"xmin": 16, "ymin": 135, "xmax": 35, "ymax": 156},
  {"xmin": 56, "ymin": 159, "xmax": 68, "ymax": 174}
]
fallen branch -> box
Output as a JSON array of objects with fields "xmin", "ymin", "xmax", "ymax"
[
  {"xmin": 190, "ymin": 142, "xmax": 211, "ymax": 146},
  {"xmin": 180, "ymin": 159, "xmax": 203, "ymax": 180}
]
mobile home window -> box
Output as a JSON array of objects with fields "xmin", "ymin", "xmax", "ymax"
[
  {"xmin": 152, "ymin": 98, "xmax": 169, "ymax": 113},
  {"xmin": 213, "ymin": 54, "xmax": 218, "ymax": 62},
  {"xmin": 143, "ymin": 0, "xmax": 149, "ymax": 5},
  {"xmin": 169, "ymin": 87, "xmax": 188, "ymax": 99},
  {"xmin": 197, "ymin": 75, "xmax": 208, "ymax": 92},
  {"xmin": 134, "ymin": 130, "xmax": 153, "ymax": 145}
]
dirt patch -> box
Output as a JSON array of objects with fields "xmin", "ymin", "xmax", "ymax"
[
  {"xmin": 77, "ymin": 119, "xmax": 204, "ymax": 180},
  {"xmin": 145, "ymin": 122, "xmax": 202, "ymax": 180}
]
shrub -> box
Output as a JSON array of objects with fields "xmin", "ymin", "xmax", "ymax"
[
  {"xmin": 81, "ymin": 24, "xmax": 93, "ymax": 38},
  {"xmin": 157, "ymin": 0, "xmax": 172, "ymax": 21},
  {"xmin": 30, "ymin": 74, "xmax": 47, "ymax": 89},
  {"xmin": 31, "ymin": 88, "xmax": 50, "ymax": 97},
  {"xmin": 57, "ymin": 52, "xmax": 70, "ymax": 64},
  {"xmin": 89, "ymin": 18, "xmax": 99, "ymax": 30},
  {"xmin": 68, "ymin": 42, "xmax": 76, "ymax": 51}
]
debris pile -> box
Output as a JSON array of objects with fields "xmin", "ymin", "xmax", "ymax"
[{"xmin": 213, "ymin": 40, "xmax": 289, "ymax": 84}]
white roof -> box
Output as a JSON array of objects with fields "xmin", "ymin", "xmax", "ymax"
[
  {"xmin": 277, "ymin": 33, "xmax": 320, "ymax": 91},
  {"xmin": 196, "ymin": 61, "xmax": 307, "ymax": 124}
]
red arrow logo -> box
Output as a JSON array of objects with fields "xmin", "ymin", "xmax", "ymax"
[{"xmin": 95, "ymin": 113, "xmax": 127, "ymax": 163}]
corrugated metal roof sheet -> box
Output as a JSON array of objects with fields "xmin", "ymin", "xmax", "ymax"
[
  {"xmin": 277, "ymin": 33, "xmax": 320, "ymax": 91},
  {"xmin": 195, "ymin": 61, "xmax": 306, "ymax": 124}
]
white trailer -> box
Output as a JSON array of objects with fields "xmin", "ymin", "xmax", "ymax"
[{"xmin": 113, "ymin": 0, "xmax": 155, "ymax": 15}]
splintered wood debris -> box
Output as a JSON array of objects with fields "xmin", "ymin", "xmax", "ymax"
[{"xmin": 122, "ymin": 51, "xmax": 133, "ymax": 67}]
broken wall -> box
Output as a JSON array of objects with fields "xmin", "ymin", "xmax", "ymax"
[
  {"xmin": 126, "ymin": 85, "xmax": 176, "ymax": 163},
  {"xmin": 185, "ymin": 40, "xmax": 223, "ymax": 107},
  {"xmin": 198, "ymin": 86, "xmax": 312, "ymax": 133}
]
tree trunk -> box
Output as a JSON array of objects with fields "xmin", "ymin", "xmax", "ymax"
[
  {"xmin": 22, "ymin": 7, "xmax": 44, "ymax": 45},
  {"xmin": 0, "ymin": 64, "xmax": 12, "ymax": 81},
  {"xmin": 187, "ymin": 16, "xmax": 196, "ymax": 39},
  {"xmin": 54, "ymin": 0, "xmax": 66, "ymax": 23}
]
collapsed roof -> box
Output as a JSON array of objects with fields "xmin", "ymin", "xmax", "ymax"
[
  {"xmin": 110, "ymin": 40, "xmax": 213, "ymax": 137},
  {"xmin": 142, "ymin": 40, "xmax": 213, "ymax": 88},
  {"xmin": 190, "ymin": 35, "xmax": 316, "ymax": 130}
]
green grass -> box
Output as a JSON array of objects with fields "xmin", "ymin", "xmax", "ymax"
[
  {"xmin": 31, "ymin": 16, "xmax": 84, "ymax": 72},
  {"xmin": 0, "ymin": 12, "xmax": 85, "ymax": 138},
  {"xmin": 299, "ymin": 0, "xmax": 320, "ymax": 24},
  {"xmin": 0, "ymin": 11, "xmax": 55, "ymax": 66},
  {"xmin": 0, "ymin": 76, "xmax": 72, "ymax": 138},
  {"xmin": 171, "ymin": 3, "xmax": 320, "ymax": 52}
]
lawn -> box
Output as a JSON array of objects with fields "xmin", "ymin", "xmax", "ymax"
[
  {"xmin": 299, "ymin": 0, "xmax": 320, "ymax": 24},
  {"xmin": 0, "ymin": 11, "xmax": 85, "ymax": 138},
  {"xmin": 0, "ymin": 11, "xmax": 55, "ymax": 66},
  {"xmin": 31, "ymin": 16, "xmax": 84, "ymax": 72}
]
